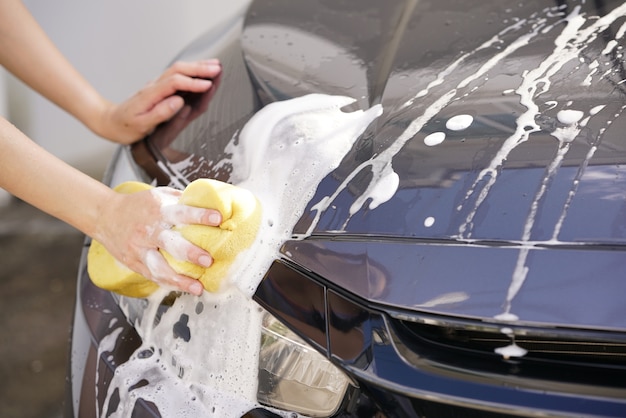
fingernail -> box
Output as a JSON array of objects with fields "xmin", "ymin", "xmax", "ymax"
[
  {"xmin": 197, "ymin": 79, "xmax": 213, "ymax": 90},
  {"xmin": 199, "ymin": 255, "xmax": 213, "ymax": 267},
  {"xmin": 169, "ymin": 96, "xmax": 184, "ymax": 110},
  {"xmin": 209, "ymin": 213, "xmax": 221, "ymax": 225},
  {"xmin": 178, "ymin": 105, "xmax": 192, "ymax": 119},
  {"xmin": 205, "ymin": 59, "xmax": 221, "ymax": 67},
  {"xmin": 190, "ymin": 281, "xmax": 204, "ymax": 296}
]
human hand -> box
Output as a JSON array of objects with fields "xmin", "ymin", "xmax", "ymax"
[
  {"xmin": 93, "ymin": 59, "xmax": 222, "ymax": 144},
  {"xmin": 151, "ymin": 68, "xmax": 222, "ymax": 159},
  {"xmin": 94, "ymin": 185, "xmax": 222, "ymax": 296}
]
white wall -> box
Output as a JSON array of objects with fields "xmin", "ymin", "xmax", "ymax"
[{"xmin": 3, "ymin": 0, "xmax": 249, "ymax": 179}]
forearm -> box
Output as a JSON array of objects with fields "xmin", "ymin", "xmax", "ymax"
[
  {"xmin": 0, "ymin": 117, "xmax": 111, "ymax": 238},
  {"xmin": 0, "ymin": 0, "xmax": 107, "ymax": 132},
  {"xmin": 0, "ymin": 116, "xmax": 222, "ymax": 295}
]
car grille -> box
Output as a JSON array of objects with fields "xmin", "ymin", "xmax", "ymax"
[{"xmin": 389, "ymin": 314, "xmax": 626, "ymax": 395}]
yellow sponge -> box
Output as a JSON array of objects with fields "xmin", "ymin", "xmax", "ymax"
[{"xmin": 87, "ymin": 179, "xmax": 262, "ymax": 298}]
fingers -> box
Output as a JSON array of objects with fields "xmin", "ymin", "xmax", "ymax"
[
  {"xmin": 130, "ymin": 187, "xmax": 224, "ymax": 296},
  {"xmin": 147, "ymin": 60, "xmax": 223, "ymax": 104},
  {"xmin": 160, "ymin": 202, "xmax": 222, "ymax": 226},
  {"xmin": 150, "ymin": 186, "xmax": 182, "ymax": 205},
  {"xmin": 141, "ymin": 92, "xmax": 200, "ymax": 129},
  {"xmin": 143, "ymin": 249, "xmax": 204, "ymax": 296},
  {"xmin": 157, "ymin": 229, "xmax": 213, "ymax": 268},
  {"xmin": 158, "ymin": 59, "xmax": 223, "ymax": 84},
  {"xmin": 153, "ymin": 187, "xmax": 223, "ymax": 225},
  {"xmin": 101, "ymin": 188, "xmax": 218, "ymax": 296},
  {"xmin": 101, "ymin": 59, "xmax": 222, "ymax": 143},
  {"xmin": 123, "ymin": 59, "xmax": 222, "ymax": 133},
  {"xmin": 151, "ymin": 185, "xmax": 222, "ymax": 267}
]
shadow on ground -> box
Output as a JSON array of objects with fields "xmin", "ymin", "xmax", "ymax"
[{"xmin": 0, "ymin": 199, "xmax": 84, "ymax": 418}]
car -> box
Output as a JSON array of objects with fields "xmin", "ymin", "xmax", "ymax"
[{"xmin": 65, "ymin": 0, "xmax": 626, "ymax": 417}]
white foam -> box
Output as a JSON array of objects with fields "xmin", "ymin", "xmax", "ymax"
[
  {"xmin": 556, "ymin": 109, "xmax": 584, "ymax": 125},
  {"xmin": 99, "ymin": 94, "xmax": 383, "ymax": 417},
  {"xmin": 495, "ymin": 343, "xmax": 528, "ymax": 359},
  {"xmin": 445, "ymin": 114, "xmax": 473, "ymax": 131},
  {"xmin": 424, "ymin": 131, "xmax": 446, "ymax": 146},
  {"xmin": 590, "ymin": 105, "xmax": 606, "ymax": 116},
  {"xmin": 494, "ymin": 312, "xmax": 520, "ymax": 322}
]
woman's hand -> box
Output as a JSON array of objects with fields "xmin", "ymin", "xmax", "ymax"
[
  {"xmin": 95, "ymin": 186, "xmax": 223, "ymax": 296},
  {"xmin": 0, "ymin": 2, "xmax": 223, "ymax": 145},
  {"xmin": 93, "ymin": 59, "xmax": 222, "ymax": 144}
]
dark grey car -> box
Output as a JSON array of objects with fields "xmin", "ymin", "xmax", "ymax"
[{"xmin": 66, "ymin": 0, "xmax": 626, "ymax": 416}]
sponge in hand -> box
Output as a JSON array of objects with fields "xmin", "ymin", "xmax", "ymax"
[{"xmin": 87, "ymin": 179, "xmax": 262, "ymax": 298}]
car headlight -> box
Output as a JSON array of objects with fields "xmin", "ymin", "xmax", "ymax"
[{"xmin": 258, "ymin": 309, "xmax": 352, "ymax": 417}]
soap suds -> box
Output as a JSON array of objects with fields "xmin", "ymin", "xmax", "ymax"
[
  {"xmin": 424, "ymin": 131, "xmax": 446, "ymax": 146},
  {"xmin": 99, "ymin": 94, "xmax": 382, "ymax": 417},
  {"xmin": 448, "ymin": 4, "xmax": 626, "ymax": 321},
  {"xmin": 445, "ymin": 114, "xmax": 474, "ymax": 131},
  {"xmin": 556, "ymin": 109, "xmax": 584, "ymax": 125},
  {"xmin": 494, "ymin": 327, "xmax": 527, "ymax": 359},
  {"xmin": 495, "ymin": 343, "xmax": 528, "ymax": 360}
]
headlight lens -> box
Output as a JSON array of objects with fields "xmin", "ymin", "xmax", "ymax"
[{"xmin": 258, "ymin": 309, "xmax": 351, "ymax": 417}]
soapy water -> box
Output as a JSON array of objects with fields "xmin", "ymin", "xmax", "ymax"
[
  {"xmin": 481, "ymin": 4, "xmax": 626, "ymax": 323},
  {"xmin": 423, "ymin": 114, "xmax": 474, "ymax": 146},
  {"xmin": 305, "ymin": 2, "xmax": 626, "ymax": 354},
  {"xmin": 99, "ymin": 95, "xmax": 382, "ymax": 417},
  {"xmin": 495, "ymin": 327, "xmax": 528, "ymax": 360},
  {"xmin": 408, "ymin": 3, "xmax": 626, "ymax": 326},
  {"xmin": 96, "ymin": 2, "xmax": 626, "ymax": 414},
  {"xmin": 446, "ymin": 114, "xmax": 474, "ymax": 131}
]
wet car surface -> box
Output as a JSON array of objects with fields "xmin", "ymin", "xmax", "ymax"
[{"xmin": 67, "ymin": 0, "xmax": 626, "ymax": 417}]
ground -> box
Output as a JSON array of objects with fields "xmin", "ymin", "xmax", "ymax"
[{"xmin": 0, "ymin": 199, "xmax": 83, "ymax": 418}]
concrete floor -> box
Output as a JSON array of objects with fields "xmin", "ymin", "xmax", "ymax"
[{"xmin": 0, "ymin": 198, "xmax": 84, "ymax": 418}]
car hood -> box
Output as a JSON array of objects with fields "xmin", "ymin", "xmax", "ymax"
[
  {"xmin": 241, "ymin": 0, "xmax": 626, "ymax": 242},
  {"xmin": 239, "ymin": 0, "xmax": 626, "ymax": 330},
  {"xmin": 149, "ymin": 0, "xmax": 626, "ymax": 330}
]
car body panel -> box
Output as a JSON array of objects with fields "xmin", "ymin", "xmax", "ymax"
[
  {"xmin": 67, "ymin": 0, "xmax": 626, "ymax": 416},
  {"xmin": 279, "ymin": 238, "xmax": 626, "ymax": 330},
  {"xmin": 149, "ymin": 0, "xmax": 626, "ymax": 331}
]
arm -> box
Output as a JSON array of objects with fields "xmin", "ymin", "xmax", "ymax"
[
  {"xmin": 0, "ymin": 0, "xmax": 221, "ymax": 144},
  {"xmin": 0, "ymin": 116, "xmax": 219, "ymax": 295}
]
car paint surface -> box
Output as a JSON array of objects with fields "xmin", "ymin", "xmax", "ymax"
[
  {"xmin": 149, "ymin": 0, "xmax": 626, "ymax": 331},
  {"xmin": 68, "ymin": 0, "xmax": 626, "ymax": 417}
]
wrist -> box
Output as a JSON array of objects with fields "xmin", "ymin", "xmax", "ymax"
[
  {"xmin": 90, "ymin": 188, "xmax": 121, "ymax": 245},
  {"xmin": 81, "ymin": 96, "xmax": 116, "ymax": 140}
]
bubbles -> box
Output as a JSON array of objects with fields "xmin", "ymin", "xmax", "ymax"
[
  {"xmin": 445, "ymin": 114, "xmax": 474, "ymax": 131},
  {"xmin": 494, "ymin": 312, "xmax": 520, "ymax": 321},
  {"xmin": 494, "ymin": 343, "xmax": 528, "ymax": 360},
  {"xmin": 424, "ymin": 131, "xmax": 446, "ymax": 146},
  {"xmin": 423, "ymin": 115, "xmax": 473, "ymax": 147},
  {"xmin": 556, "ymin": 109, "xmax": 584, "ymax": 125},
  {"xmin": 589, "ymin": 105, "xmax": 606, "ymax": 116}
]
